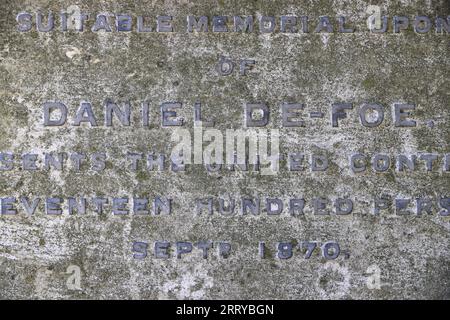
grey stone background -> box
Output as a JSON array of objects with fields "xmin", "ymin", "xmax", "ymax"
[{"xmin": 0, "ymin": 0, "xmax": 449, "ymax": 299}]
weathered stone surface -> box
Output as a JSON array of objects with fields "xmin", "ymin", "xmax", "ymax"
[{"xmin": 0, "ymin": 0, "xmax": 449, "ymax": 299}]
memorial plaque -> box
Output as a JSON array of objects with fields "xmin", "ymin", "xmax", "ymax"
[{"xmin": 0, "ymin": 0, "xmax": 449, "ymax": 300}]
